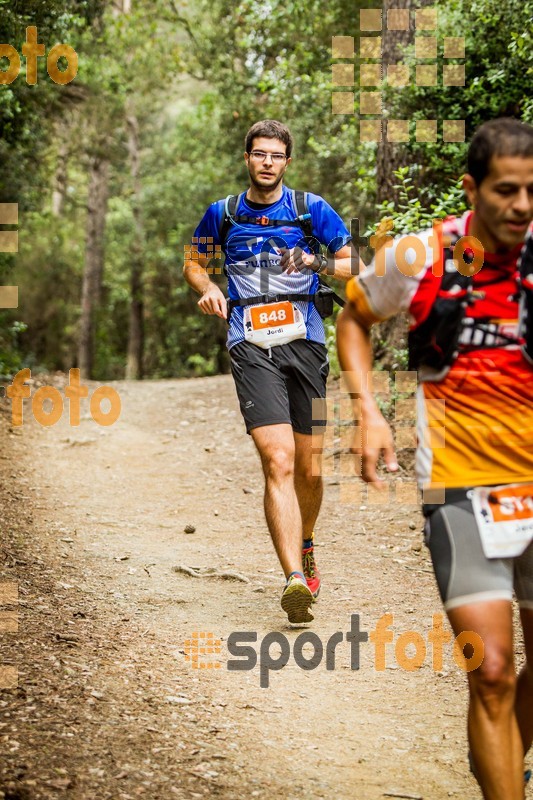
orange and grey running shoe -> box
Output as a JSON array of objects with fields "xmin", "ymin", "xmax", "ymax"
[{"xmin": 281, "ymin": 572, "xmax": 314, "ymax": 623}]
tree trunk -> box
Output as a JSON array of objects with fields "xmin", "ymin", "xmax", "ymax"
[
  {"xmin": 112, "ymin": 0, "xmax": 131, "ymax": 16},
  {"xmin": 78, "ymin": 156, "xmax": 109, "ymax": 379},
  {"xmin": 376, "ymin": 0, "xmax": 412, "ymax": 206},
  {"xmin": 125, "ymin": 109, "xmax": 144, "ymax": 380},
  {"xmin": 373, "ymin": 0, "xmax": 413, "ymax": 363},
  {"xmin": 52, "ymin": 132, "xmax": 68, "ymax": 217}
]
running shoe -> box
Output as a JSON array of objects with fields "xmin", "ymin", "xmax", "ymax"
[
  {"xmin": 302, "ymin": 542, "xmax": 321, "ymax": 599},
  {"xmin": 281, "ymin": 573, "xmax": 314, "ymax": 623}
]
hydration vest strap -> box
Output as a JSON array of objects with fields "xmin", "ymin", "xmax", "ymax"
[
  {"xmin": 219, "ymin": 193, "xmax": 245, "ymax": 245},
  {"xmin": 229, "ymin": 293, "xmax": 315, "ymax": 310},
  {"xmin": 517, "ymin": 231, "xmax": 533, "ymax": 362},
  {"xmin": 292, "ymin": 190, "xmax": 314, "ymax": 239},
  {"xmin": 219, "ymin": 190, "xmax": 314, "ymax": 245},
  {"xmin": 229, "ymin": 215, "xmax": 309, "ymax": 228}
]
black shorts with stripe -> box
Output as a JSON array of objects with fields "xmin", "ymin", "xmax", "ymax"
[{"xmin": 229, "ymin": 339, "xmax": 329, "ymax": 435}]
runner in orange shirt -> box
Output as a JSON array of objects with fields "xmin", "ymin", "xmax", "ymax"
[{"xmin": 337, "ymin": 118, "xmax": 533, "ymax": 799}]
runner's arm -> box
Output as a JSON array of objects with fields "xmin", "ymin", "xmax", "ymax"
[
  {"xmin": 324, "ymin": 243, "xmax": 364, "ymax": 282},
  {"xmin": 183, "ymin": 256, "xmax": 228, "ymax": 320},
  {"xmin": 281, "ymin": 242, "xmax": 364, "ymax": 282},
  {"xmin": 336, "ymin": 301, "xmax": 398, "ymax": 487}
]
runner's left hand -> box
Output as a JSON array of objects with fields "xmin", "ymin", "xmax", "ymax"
[{"xmin": 279, "ymin": 246, "xmax": 318, "ymax": 274}]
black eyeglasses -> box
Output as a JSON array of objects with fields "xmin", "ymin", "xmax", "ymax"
[{"xmin": 249, "ymin": 150, "xmax": 288, "ymax": 163}]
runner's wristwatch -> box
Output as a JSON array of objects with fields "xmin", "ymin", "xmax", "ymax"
[{"xmin": 313, "ymin": 253, "xmax": 328, "ymax": 272}]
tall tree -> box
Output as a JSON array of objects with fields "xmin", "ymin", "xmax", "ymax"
[
  {"xmin": 376, "ymin": 0, "xmax": 413, "ymax": 206},
  {"xmin": 78, "ymin": 153, "xmax": 109, "ymax": 378},
  {"xmin": 125, "ymin": 108, "xmax": 144, "ymax": 379}
]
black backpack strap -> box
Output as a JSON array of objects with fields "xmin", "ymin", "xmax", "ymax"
[
  {"xmin": 518, "ymin": 232, "xmax": 533, "ymax": 362},
  {"xmin": 229, "ymin": 215, "xmax": 307, "ymax": 228},
  {"xmin": 228, "ymin": 293, "xmax": 315, "ymax": 311},
  {"xmin": 292, "ymin": 189, "xmax": 314, "ymax": 239},
  {"xmin": 219, "ymin": 193, "xmax": 243, "ymax": 246},
  {"xmin": 295, "ymin": 188, "xmax": 345, "ymax": 310},
  {"xmin": 221, "ymin": 189, "xmax": 315, "ymax": 244}
]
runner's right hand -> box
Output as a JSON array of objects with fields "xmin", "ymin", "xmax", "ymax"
[
  {"xmin": 198, "ymin": 284, "xmax": 228, "ymax": 319},
  {"xmin": 353, "ymin": 407, "xmax": 398, "ymax": 487}
]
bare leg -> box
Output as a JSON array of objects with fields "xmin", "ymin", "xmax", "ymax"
[
  {"xmin": 251, "ymin": 423, "xmax": 303, "ymax": 578},
  {"xmin": 516, "ymin": 609, "xmax": 533, "ymax": 757},
  {"xmin": 447, "ymin": 600, "xmax": 524, "ymax": 799},
  {"xmin": 293, "ymin": 430, "xmax": 323, "ymax": 541}
]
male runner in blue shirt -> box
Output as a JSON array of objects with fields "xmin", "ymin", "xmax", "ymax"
[{"xmin": 184, "ymin": 119, "xmax": 359, "ymax": 623}]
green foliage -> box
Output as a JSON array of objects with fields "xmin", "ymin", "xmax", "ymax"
[
  {"xmin": 323, "ymin": 313, "xmax": 340, "ymax": 377},
  {"xmin": 373, "ymin": 166, "xmax": 468, "ymax": 237},
  {"xmin": 0, "ymin": 0, "xmax": 102, "ymax": 203},
  {"xmin": 1, "ymin": 0, "xmax": 531, "ymax": 379},
  {"xmin": 381, "ymin": 0, "xmax": 533, "ymax": 197},
  {"xmin": 0, "ymin": 318, "xmax": 27, "ymax": 377}
]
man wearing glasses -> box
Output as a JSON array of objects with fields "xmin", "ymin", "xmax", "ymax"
[{"xmin": 184, "ymin": 119, "xmax": 358, "ymax": 623}]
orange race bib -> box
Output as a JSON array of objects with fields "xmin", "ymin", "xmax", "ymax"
[
  {"xmin": 471, "ymin": 483, "xmax": 533, "ymax": 558},
  {"xmin": 487, "ymin": 485, "xmax": 533, "ymax": 521},
  {"xmin": 249, "ymin": 301, "xmax": 295, "ymax": 330}
]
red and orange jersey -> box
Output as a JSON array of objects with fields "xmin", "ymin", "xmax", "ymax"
[{"xmin": 346, "ymin": 212, "xmax": 533, "ymax": 490}]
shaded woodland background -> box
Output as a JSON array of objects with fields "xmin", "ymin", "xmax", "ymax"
[{"xmin": 0, "ymin": 0, "xmax": 531, "ymax": 380}]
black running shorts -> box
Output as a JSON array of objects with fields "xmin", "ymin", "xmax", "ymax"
[
  {"xmin": 229, "ymin": 339, "xmax": 330, "ymax": 435},
  {"xmin": 423, "ymin": 490, "xmax": 533, "ymax": 612}
]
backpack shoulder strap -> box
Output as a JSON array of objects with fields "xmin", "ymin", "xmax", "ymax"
[
  {"xmin": 291, "ymin": 189, "xmax": 313, "ymax": 239},
  {"xmin": 440, "ymin": 230, "xmax": 473, "ymax": 292},
  {"xmin": 292, "ymin": 189, "xmax": 307, "ymax": 216},
  {"xmin": 219, "ymin": 193, "xmax": 244, "ymax": 246}
]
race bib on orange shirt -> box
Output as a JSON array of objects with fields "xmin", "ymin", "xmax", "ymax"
[{"xmin": 471, "ymin": 483, "xmax": 533, "ymax": 558}]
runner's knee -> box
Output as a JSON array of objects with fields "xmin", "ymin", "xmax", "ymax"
[
  {"xmin": 263, "ymin": 446, "xmax": 295, "ymax": 481},
  {"xmin": 469, "ymin": 651, "xmax": 517, "ymax": 712}
]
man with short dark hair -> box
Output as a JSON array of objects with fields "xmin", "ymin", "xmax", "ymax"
[
  {"xmin": 184, "ymin": 119, "xmax": 360, "ymax": 623},
  {"xmin": 337, "ymin": 117, "xmax": 533, "ymax": 798}
]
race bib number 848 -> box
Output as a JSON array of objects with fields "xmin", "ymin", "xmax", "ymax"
[{"xmin": 250, "ymin": 301, "xmax": 295, "ymax": 330}]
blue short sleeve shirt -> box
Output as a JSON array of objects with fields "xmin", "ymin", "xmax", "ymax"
[{"xmin": 192, "ymin": 185, "xmax": 351, "ymax": 349}]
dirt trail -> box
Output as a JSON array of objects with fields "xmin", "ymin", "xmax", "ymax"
[{"xmin": 1, "ymin": 374, "xmax": 522, "ymax": 799}]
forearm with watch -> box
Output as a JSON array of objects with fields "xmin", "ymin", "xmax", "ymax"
[{"xmin": 314, "ymin": 243, "xmax": 363, "ymax": 282}]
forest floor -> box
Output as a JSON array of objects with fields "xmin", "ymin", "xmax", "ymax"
[{"xmin": 0, "ymin": 373, "xmax": 529, "ymax": 800}]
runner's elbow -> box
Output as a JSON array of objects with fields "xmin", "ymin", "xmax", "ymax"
[{"xmin": 337, "ymin": 304, "xmax": 370, "ymax": 335}]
